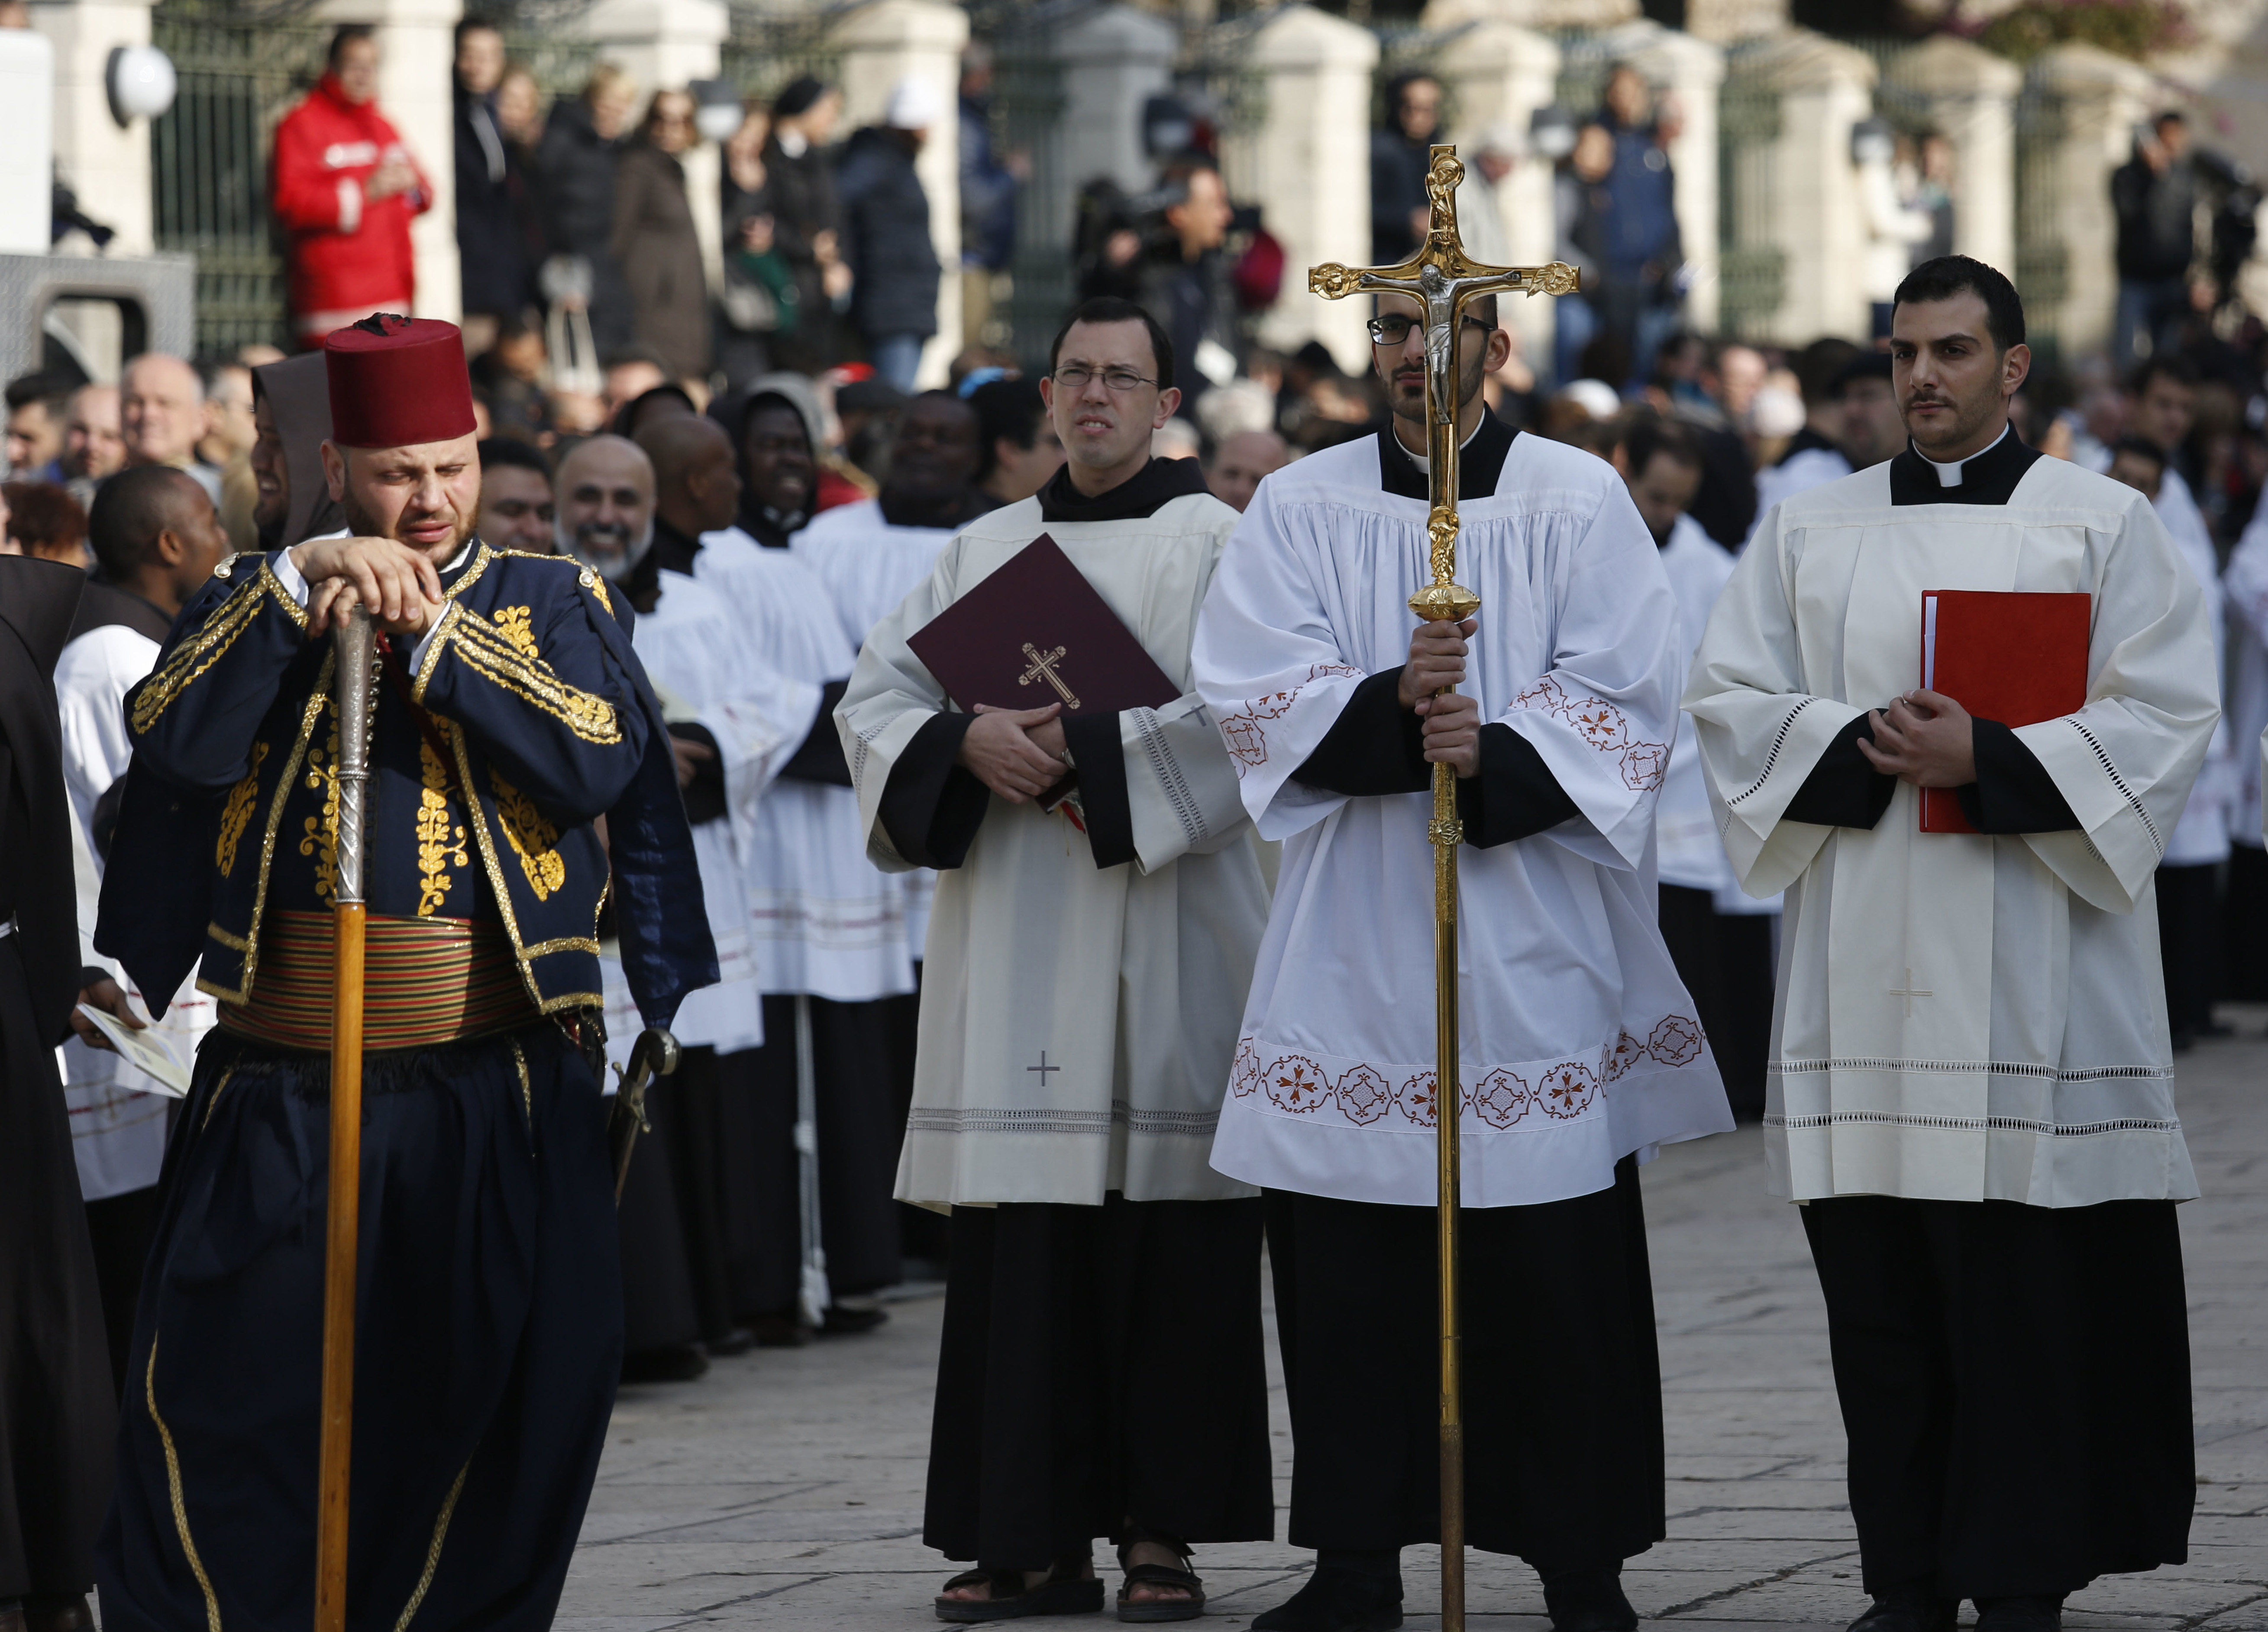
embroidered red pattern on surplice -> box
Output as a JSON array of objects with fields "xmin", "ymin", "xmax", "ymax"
[
  {"xmin": 1220, "ymin": 664, "xmax": 1363, "ymax": 777},
  {"xmin": 1648, "ymin": 1014, "xmax": 1705, "ymax": 1067},
  {"xmin": 1509, "ymin": 674, "xmax": 1669, "ymax": 793},
  {"xmin": 1601, "ymin": 1030, "xmax": 1645, "ymax": 1082},
  {"xmin": 1264, "ymin": 1054, "xmax": 1330, "ymax": 1113},
  {"xmin": 1540, "ymin": 1062, "xmax": 1598, "ymax": 1119},
  {"xmin": 1231, "ymin": 1039, "xmax": 1263, "ymax": 1098},
  {"xmin": 1336, "ymin": 1062, "xmax": 1393, "ymax": 1124},
  {"xmin": 1469, "ymin": 1068, "xmax": 1531, "ymax": 1128},
  {"xmin": 1399, "ymin": 1071, "xmax": 1438, "ymax": 1127}
]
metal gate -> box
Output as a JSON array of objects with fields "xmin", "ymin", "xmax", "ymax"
[
  {"xmin": 2013, "ymin": 69, "xmax": 2068, "ymax": 363},
  {"xmin": 149, "ymin": 3, "xmax": 331, "ymax": 355},
  {"xmin": 1716, "ymin": 45, "xmax": 1785, "ymax": 342}
]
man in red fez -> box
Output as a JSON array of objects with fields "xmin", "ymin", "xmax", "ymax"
[{"xmin": 91, "ymin": 315, "xmax": 717, "ymax": 1632}]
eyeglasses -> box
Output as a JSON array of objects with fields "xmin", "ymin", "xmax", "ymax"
[
  {"xmin": 1052, "ymin": 365, "xmax": 1158, "ymax": 394},
  {"xmin": 1367, "ymin": 314, "xmax": 1496, "ymax": 346}
]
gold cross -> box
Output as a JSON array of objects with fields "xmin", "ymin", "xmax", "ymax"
[
  {"xmin": 1309, "ymin": 145, "xmax": 1577, "ymax": 624},
  {"xmin": 1018, "ymin": 642, "xmax": 1081, "ymax": 709},
  {"xmin": 1890, "ymin": 968, "xmax": 1934, "ymax": 1017}
]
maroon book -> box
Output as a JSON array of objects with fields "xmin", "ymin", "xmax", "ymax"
[{"xmin": 907, "ymin": 533, "xmax": 1180, "ymax": 717}]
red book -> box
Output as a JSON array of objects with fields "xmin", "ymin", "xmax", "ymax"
[
  {"xmin": 1916, "ymin": 589, "xmax": 2090, "ymax": 833},
  {"xmin": 907, "ymin": 532, "xmax": 1180, "ymax": 717}
]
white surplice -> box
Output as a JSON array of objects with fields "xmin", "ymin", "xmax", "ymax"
[
  {"xmin": 1745, "ymin": 442, "xmax": 1851, "ymax": 550},
  {"xmin": 2226, "ymin": 510, "xmax": 2268, "ymax": 851},
  {"xmin": 2154, "ymin": 471, "xmax": 2233, "ymax": 866},
  {"xmin": 54, "ymin": 623, "xmax": 216, "ymax": 1200},
  {"xmin": 1190, "ymin": 431, "xmax": 1733, "ymax": 1210},
  {"xmin": 1686, "ymin": 452, "xmax": 2217, "ymax": 1206},
  {"xmin": 795, "ymin": 497, "xmax": 960, "ymax": 968},
  {"xmin": 693, "ymin": 527, "xmax": 914, "ymax": 1004},
  {"xmin": 594, "ymin": 567, "xmax": 821, "ymax": 1055},
  {"xmin": 1656, "ymin": 512, "xmax": 1739, "ymax": 896},
  {"xmin": 837, "ymin": 491, "xmax": 1269, "ymax": 1208}
]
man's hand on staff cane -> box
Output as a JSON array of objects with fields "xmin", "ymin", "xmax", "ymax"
[{"xmin": 293, "ymin": 537, "xmax": 447, "ymax": 638}]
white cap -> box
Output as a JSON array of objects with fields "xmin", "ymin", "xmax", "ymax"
[
  {"xmin": 886, "ymin": 74, "xmax": 943, "ymax": 131},
  {"xmin": 1558, "ymin": 378, "xmax": 1622, "ymax": 421}
]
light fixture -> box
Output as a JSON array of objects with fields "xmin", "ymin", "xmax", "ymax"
[
  {"xmin": 690, "ymin": 78, "xmax": 744, "ymax": 144},
  {"xmin": 107, "ymin": 43, "xmax": 177, "ymax": 128}
]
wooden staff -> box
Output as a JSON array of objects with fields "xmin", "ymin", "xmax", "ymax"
[
  {"xmin": 317, "ymin": 605, "xmax": 378, "ymax": 1632},
  {"xmin": 1309, "ymin": 150, "xmax": 1576, "ymax": 1632}
]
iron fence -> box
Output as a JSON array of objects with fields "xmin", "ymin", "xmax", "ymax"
[
  {"xmin": 1716, "ymin": 45, "xmax": 1786, "ymax": 342},
  {"xmin": 149, "ymin": 3, "xmax": 331, "ymax": 355},
  {"xmin": 2014, "ymin": 71, "xmax": 2068, "ymax": 361}
]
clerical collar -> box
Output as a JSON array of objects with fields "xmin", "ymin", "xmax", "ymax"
[
  {"xmin": 1888, "ymin": 422, "xmax": 2042, "ymax": 507},
  {"xmin": 1377, "ymin": 413, "xmax": 1515, "ymax": 502},
  {"xmin": 1776, "ymin": 425, "xmax": 1840, "ymax": 467},
  {"xmin": 738, "ymin": 499, "xmax": 805, "ymax": 550},
  {"xmin": 1037, "ymin": 455, "xmax": 1212, "ymax": 523},
  {"xmin": 1920, "ymin": 422, "xmax": 2010, "ymax": 486},
  {"xmin": 649, "ymin": 516, "xmax": 702, "ymax": 575},
  {"xmin": 879, "ymin": 485, "xmax": 996, "ymax": 531}
]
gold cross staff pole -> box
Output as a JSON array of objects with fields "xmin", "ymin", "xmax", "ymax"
[
  {"xmin": 317, "ymin": 605, "xmax": 379, "ymax": 1632},
  {"xmin": 1310, "ymin": 146, "xmax": 1575, "ymax": 1632}
]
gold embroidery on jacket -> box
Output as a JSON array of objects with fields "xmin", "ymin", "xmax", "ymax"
[
  {"xmin": 131, "ymin": 579, "xmax": 268, "ymax": 735},
  {"xmin": 299, "ymin": 699, "xmax": 340, "ymax": 905},
  {"xmin": 491, "ymin": 772, "xmax": 566, "ymax": 899},
  {"xmin": 491, "ymin": 605, "xmax": 537, "ymax": 657},
  {"xmin": 414, "ymin": 740, "xmax": 469, "ymax": 916},
  {"xmin": 215, "ymin": 743, "xmax": 271, "ymax": 876},
  {"xmin": 437, "ymin": 612, "xmax": 622, "ymax": 745}
]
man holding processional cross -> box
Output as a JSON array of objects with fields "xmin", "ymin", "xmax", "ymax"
[
  {"xmin": 1191, "ymin": 149, "xmax": 1733, "ymax": 1632},
  {"xmin": 91, "ymin": 315, "xmax": 713, "ymax": 1632}
]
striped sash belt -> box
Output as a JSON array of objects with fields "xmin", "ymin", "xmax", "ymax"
[{"xmin": 220, "ymin": 910, "xmax": 537, "ymax": 1052}]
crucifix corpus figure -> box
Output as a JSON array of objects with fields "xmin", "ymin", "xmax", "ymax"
[{"xmin": 1191, "ymin": 145, "xmax": 1733, "ymax": 1632}]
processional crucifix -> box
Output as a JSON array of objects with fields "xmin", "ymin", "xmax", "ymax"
[{"xmin": 1309, "ymin": 146, "xmax": 1577, "ymax": 1632}]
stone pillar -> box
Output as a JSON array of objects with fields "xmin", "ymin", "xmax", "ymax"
[
  {"xmin": 831, "ymin": 0, "xmax": 968, "ymax": 389},
  {"xmin": 1428, "ymin": 20, "xmax": 1559, "ymax": 390},
  {"xmin": 30, "ymin": 0, "xmax": 158, "ymax": 255},
  {"xmin": 1058, "ymin": 5, "xmax": 1177, "ymax": 196},
  {"xmin": 582, "ymin": 0, "xmax": 730, "ymax": 301},
  {"xmin": 1886, "ymin": 34, "xmax": 2020, "ymax": 278},
  {"xmin": 319, "ymin": 0, "xmax": 463, "ymax": 323},
  {"xmin": 2030, "ymin": 43, "xmax": 2153, "ymax": 358},
  {"xmin": 1227, "ymin": 3, "xmax": 1377, "ymax": 372},
  {"xmin": 1609, "ymin": 23, "xmax": 1725, "ymax": 333},
  {"xmin": 1745, "ymin": 30, "xmax": 1875, "ymax": 344}
]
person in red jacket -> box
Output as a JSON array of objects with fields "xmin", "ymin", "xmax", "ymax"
[{"xmin": 272, "ymin": 25, "xmax": 432, "ymax": 344}]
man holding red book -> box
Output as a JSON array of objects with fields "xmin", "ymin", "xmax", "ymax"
[{"xmin": 1686, "ymin": 256, "xmax": 2219, "ymax": 1631}]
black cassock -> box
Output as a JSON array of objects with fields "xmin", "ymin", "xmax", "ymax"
[{"xmin": 0, "ymin": 557, "xmax": 116, "ymax": 1606}]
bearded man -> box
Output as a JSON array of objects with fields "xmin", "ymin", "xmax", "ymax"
[{"xmin": 92, "ymin": 315, "xmax": 714, "ymax": 1632}]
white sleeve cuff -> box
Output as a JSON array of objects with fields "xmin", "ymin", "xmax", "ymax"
[
  {"xmin": 338, "ymin": 178, "xmax": 362, "ymax": 233},
  {"xmin": 402, "ymin": 616, "xmax": 445, "ymax": 678},
  {"xmin": 271, "ymin": 548, "xmax": 312, "ymax": 607}
]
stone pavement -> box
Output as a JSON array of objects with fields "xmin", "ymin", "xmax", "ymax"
[{"xmin": 561, "ymin": 1023, "xmax": 2268, "ymax": 1631}]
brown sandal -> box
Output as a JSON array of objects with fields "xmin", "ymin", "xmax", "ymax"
[{"xmin": 1116, "ymin": 1534, "xmax": 1205, "ymax": 1624}]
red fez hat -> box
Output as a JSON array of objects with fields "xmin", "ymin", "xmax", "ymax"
[{"xmin": 323, "ymin": 314, "xmax": 478, "ymax": 448}]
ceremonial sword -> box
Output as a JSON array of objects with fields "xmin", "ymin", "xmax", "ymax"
[
  {"xmin": 1308, "ymin": 146, "xmax": 1577, "ymax": 1632},
  {"xmin": 610, "ymin": 1025, "xmax": 684, "ymax": 1201}
]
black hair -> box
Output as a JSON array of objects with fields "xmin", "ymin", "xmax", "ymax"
[
  {"xmin": 969, "ymin": 376, "xmax": 1046, "ymax": 484},
  {"xmin": 4, "ymin": 370, "xmax": 70, "ymax": 414},
  {"xmin": 1829, "ymin": 351, "xmax": 1894, "ymax": 396},
  {"xmin": 2130, "ymin": 354, "xmax": 2197, "ymax": 396},
  {"xmin": 87, "ymin": 464, "xmax": 206, "ymax": 580},
  {"xmin": 2110, "ymin": 434, "xmax": 2168, "ymax": 470},
  {"xmin": 1892, "ymin": 255, "xmax": 2026, "ymax": 353},
  {"xmin": 479, "ymin": 436, "xmax": 552, "ymax": 477},
  {"xmin": 1048, "ymin": 297, "xmax": 1175, "ymax": 393},
  {"xmin": 2154, "ymin": 110, "xmax": 2187, "ymax": 129},
  {"xmin": 1623, "ymin": 412, "xmax": 1702, "ymax": 478},
  {"xmin": 453, "ymin": 17, "xmax": 502, "ymax": 49},
  {"xmin": 328, "ymin": 23, "xmax": 375, "ymax": 68},
  {"xmin": 1793, "ymin": 337, "xmax": 1861, "ymax": 409}
]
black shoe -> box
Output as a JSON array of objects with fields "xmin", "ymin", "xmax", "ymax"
[
  {"xmin": 705, "ymin": 1326, "xmax": 758, "ymax": 1357},
  {"xmin": 620, "ymin": 1343, "xmax": 709, "ymax": 1384},
  {"xmin": 821, "ymin": 1298, "xmax": 889, "ymax": 1336},
  {"xmin": 23, "ymin": 1600, "xmax": 94, "ymax": 1632},
  {"xmin": 1539, "ymin": 1564, "xmax": 1637, "ymax": 1632},
  {"xmin": 749, "ymin": 1312, "xmax": 811, "ymax": 1347},
  {"xmin": 1975, "ymin": 1596, "xmax": 2064, "ymax": 1631},
  {"xmin": 1250, "ymin": 1569, "xmax": 1404, "ymax": 1632},
  {"xmin": 1848, "ymin": 1586, "xmax": 1959, "ymax": 1632}
]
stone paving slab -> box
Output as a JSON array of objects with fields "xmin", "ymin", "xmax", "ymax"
[{"xmin": 560, "ymin": 1024, "xmax": 2268, "ymax": 1629}]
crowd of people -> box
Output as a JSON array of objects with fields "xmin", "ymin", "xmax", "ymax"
[{"xmin": 0, "ymin": 16, "xmax": 2253, "ymax": 1631}]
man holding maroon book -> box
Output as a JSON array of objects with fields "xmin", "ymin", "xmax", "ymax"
[
  {"xmin": 836, "ymin": 297, "xmax": 1271, "ymax": 1622},
  {"xmin": 1686, "ymin": 256, "xmax": 2218, "ymax": 1631}
]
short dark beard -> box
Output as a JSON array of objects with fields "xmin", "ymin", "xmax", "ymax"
[
  {"xmin": 1386, "ymin": 345, "xmax": 1489, "ymax": 437},
  {"xmin": 340, "ymin": 487, "xmax": 473, "ymax": 561}
]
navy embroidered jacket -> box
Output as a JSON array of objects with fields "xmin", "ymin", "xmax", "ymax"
[{"xmin": 95, "ymin": 542, "xmax": 716, "ymax": 1029}]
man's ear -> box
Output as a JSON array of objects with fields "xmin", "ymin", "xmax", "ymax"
[
  {"xmin": 152, "ymin": 526, "xmax": 187, "ymax": 567},
  {"xmin": 2003, "ymin": 343, "xmax": 2032, "ymax": 401},
  {"xmin": 1153, "ymin": 388, "xmax": 1182, "ymax": 430},
  {"xmin": 320, "ymin": 440, "xmax": 347, "ymax": 502},
  {"xmin": 1485, "ymin": 325, "xmax": 1514, "ymax": 375}
]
